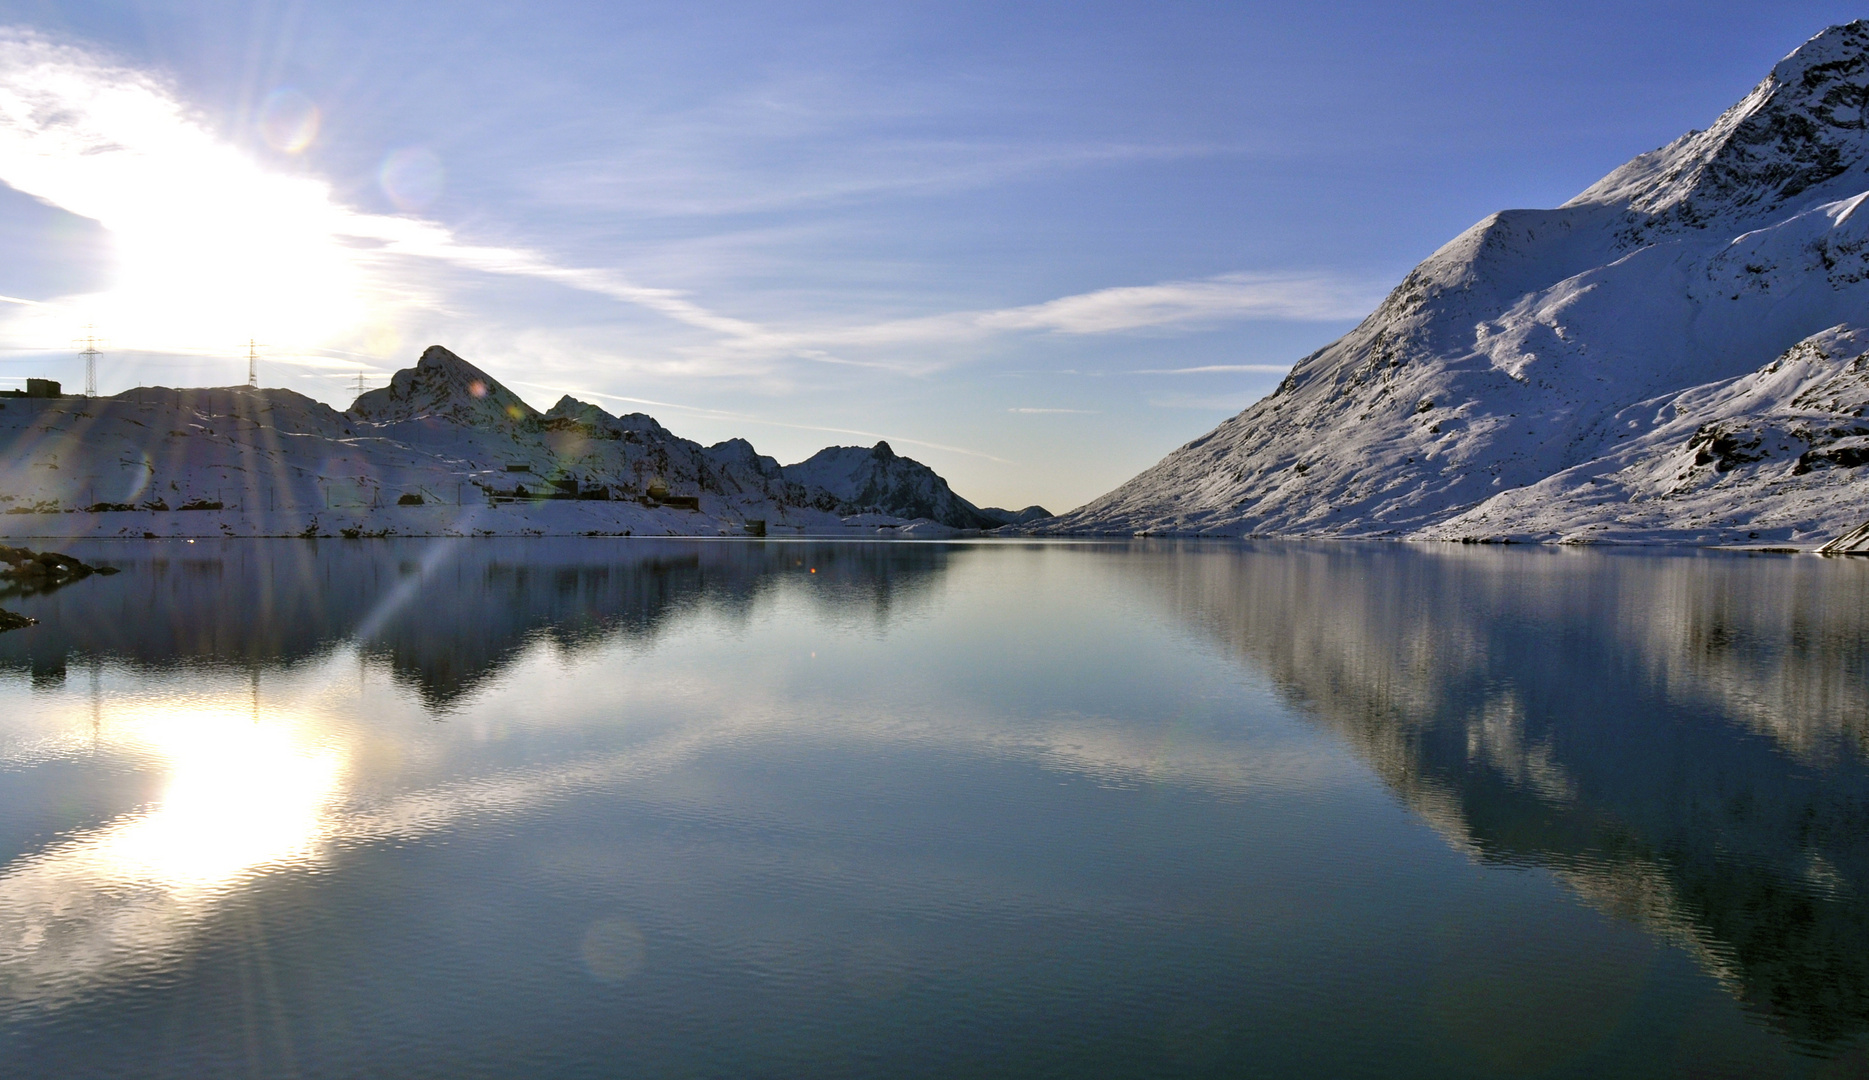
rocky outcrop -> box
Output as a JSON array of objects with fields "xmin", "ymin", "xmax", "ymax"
[
  {"xmin": 0, "ymin": 544, "xmax": 117, "ymax": 632},
  {"xmin": 978, "ymin": 505, "xmax": 1054, "ymax": 526},
  {"xmin": 0, "ymin": 544, "xmax": 116, "ymax": 590},
  {"xmin": 781, "ymin": 441, "xmax": 1001, "ymax": 529}
]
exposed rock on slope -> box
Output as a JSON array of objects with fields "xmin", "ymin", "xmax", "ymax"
[{"xmin": 1050, "ymin": 22, "xmax": 1869, "ymax": 547}]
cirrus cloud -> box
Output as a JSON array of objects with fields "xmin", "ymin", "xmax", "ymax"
[{"xmin": 0, "ymin": 26, "xmax": 1374, "ymax": 387}]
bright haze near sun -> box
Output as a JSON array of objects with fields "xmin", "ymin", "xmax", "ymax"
[{"xmin": 0, "ymin": 1, "xmax": 1857, "ymax": 510}]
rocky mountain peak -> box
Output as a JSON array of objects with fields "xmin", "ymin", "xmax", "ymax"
[
  {"xmin": 349, "ymin": 346, "xmax": 541, "ymax": 428},
  {"xmin": 543, "ymin": 396, "xmax": 616, "ymax": 426},
  {"xmin": 1571, "ymin": 21, "xmax": 1869, "ymax": 230},
  {"xmin": 784, "ymin": 444, "xmax": 997, "ymax": 529}
]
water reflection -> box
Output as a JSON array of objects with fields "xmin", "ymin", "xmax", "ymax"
[
  {"xmin": 0, "ymin": 540, "xmax": 960, "ymax": 1018},
  {"xmin": 0, "ymin": 539, "xmax": 946, "ymax": 708},
  {"xmin": 0, "ymin": 698, "xmax": 341, "ymax": 1008},
  {"xmin": 1134, "ymin": 543, "xmax": 1869, "ymax": 1047},
  {"xmin": 1, "ymin": 539, "xmax": 1867, "ymax": 1070}
]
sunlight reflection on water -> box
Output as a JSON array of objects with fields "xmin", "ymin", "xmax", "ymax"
[
  {"xmin": 0, "ymin": 539, "xmax": 1864, "ymax": 1078},
  {"xmin": 0, "ymin": 695, "xmax": 343, "ymax": 1008}
]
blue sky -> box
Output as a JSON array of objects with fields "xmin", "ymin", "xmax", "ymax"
[{"xmin": 0, "ymin": 1, "xmax": 1861, "ymax": 510}]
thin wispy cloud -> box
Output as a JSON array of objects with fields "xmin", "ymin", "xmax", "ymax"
[
  {"xmin": 788, "ymin": 273, "xmax": 1378, "ymax": 357},
  {"xmin": 522, "ymin": 58, "xmax": 1256, "ymax": 218},
  {"xmin": 981, "ymin": 274, "xmax": 1376, "ymax": 333},
  {"xmin": 1008, "ymin": 407, "xmax": 1098, "ymax": 414},
  {"xmin": 0, "ymin": 27, "xmax": 1368, "ymax": 390},
  {"xmin": 536, "ymin": 138, "xmax": 1236, "ymax": 219},
  {"xmin": 347, "ymin": 215, "xmax": 768, "ymax": 341}
]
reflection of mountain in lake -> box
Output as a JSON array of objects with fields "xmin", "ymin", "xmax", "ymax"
[
  {"xmin": 1138, "ymin": 544, "xmax": 1869, "ymax": 1047},
  {"xmin": 0, "ymin": 540, "xmax": 947, "ymax": 709},
  {"xmin": 12, "ymin": 538, "xmax": 1868, "ymax": 1047}
]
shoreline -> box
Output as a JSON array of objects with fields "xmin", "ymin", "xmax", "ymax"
[{"xmin": 1, "ymin": 520, "xmax": 1850, "ymax": 555}]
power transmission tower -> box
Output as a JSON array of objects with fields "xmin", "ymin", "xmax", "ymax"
[
  {"xmin": 247, "ymin": 338, "xmax": 261, "ymax": 389},
  {"xmin": 76, "ymin": 326, "xmax": 101, "ymax": 397},
  {"xmin": 356, "ymin": 368, "xmax": 368, "ymax": 397}
]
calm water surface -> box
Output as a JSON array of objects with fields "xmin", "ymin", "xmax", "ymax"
[{"xmin": 2, "ymin": 539, "xmax": 1868, "ymax": 1078}]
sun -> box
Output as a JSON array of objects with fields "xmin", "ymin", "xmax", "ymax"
[
  {"xmin": 98, "ymin": 166, "xmax": 369, "ymax": 353},
  {"xmin": 0, "ymin": 34, "xmax": 375, "ymax": 358}
]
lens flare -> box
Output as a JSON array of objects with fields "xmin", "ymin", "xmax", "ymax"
[
  {"xmin": 379, "ymin": 147, "xmax": 444, "ymax": 212},
  {"xmin": 257, "ymin": 87, "xmax": 320, "ymax": 154}
]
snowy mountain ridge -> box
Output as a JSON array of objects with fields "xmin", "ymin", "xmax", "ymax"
[
  {"xmin": 0, "ymin": 346, "xmax": 1012, "ymax": 539},
  {"xmin": 1047, "ymin": 21, "xmax": 1869, "ymax": 548}
]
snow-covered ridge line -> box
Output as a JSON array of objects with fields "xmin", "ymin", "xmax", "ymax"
[
  {"xmin": 1043, "ymin": 20, "xmax": 1869, "ymax": 550},
  {"xmin": 0, "ymin": 345, "xmax": 1043, "ymax": 540}
]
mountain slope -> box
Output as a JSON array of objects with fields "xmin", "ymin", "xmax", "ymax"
[
  {"xmin": 1420, "ymin": 324, "xmax": 1869, "ymax": 543},
  {"xmin": 1051, "ymin": 21, "xmax": 1869, "ymax": 546}
]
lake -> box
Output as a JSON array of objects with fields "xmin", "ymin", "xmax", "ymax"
[{"xmin": 1, "ymin": 538, "xmax": 1867, "ymax": 1078}]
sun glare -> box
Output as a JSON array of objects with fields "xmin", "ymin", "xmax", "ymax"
[
  {"xmin": 3, "ymin": 698, "xmax": 347, "ymax": 894},
  {"xmin": 96, "ymin": 705, "xmax": 343, "ymax": 887},
  {"xmin": 0, "ymin": 33, "xmax": 374, "ymax": 357},
  {"xmin": 97, "ymin": 170, "xmax": 367, "ymax": 354},
  {"xmin": 0, "ymin": 696, "xmax": 345, "ymax": 1007}
]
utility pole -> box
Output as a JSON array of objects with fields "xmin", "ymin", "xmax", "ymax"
[{"xmin": 76, "ymin": 326, "xmax": 101, "ymax": 398}]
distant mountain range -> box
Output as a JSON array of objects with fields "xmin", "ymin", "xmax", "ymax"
[
  {"xmin": 1048, "ymin": 21, "xmax": 1869, "ymax": 550},
  {"xmin": 0, "ymin": 346, "xmax": 1045, "ymax": 539}
]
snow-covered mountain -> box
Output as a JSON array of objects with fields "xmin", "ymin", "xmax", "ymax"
[
  {"xmin": 1049, "ymin": 21, "xmax": 1869, "ymax": 547},
  {"xmin": 0, "ymin": 346, "xmax": 1000, "ymax": 539}
]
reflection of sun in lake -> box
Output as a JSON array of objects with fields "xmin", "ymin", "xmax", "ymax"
[
  {"xmin": 98, "ymin": 704, "xmax": 343, "ymax": 888},
  {"xmin": 0, "ymin": 696, "xmax": 347, "ymax": 1008}
]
